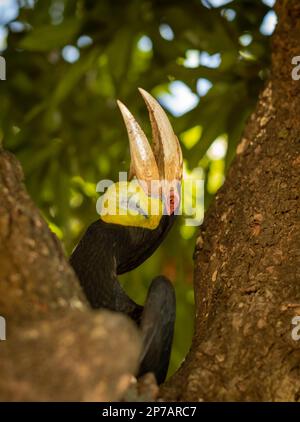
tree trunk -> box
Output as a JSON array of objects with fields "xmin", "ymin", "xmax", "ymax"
[
  {"xmin": 162, "ymin": 0, "xmax": 300, "ymax": 401},
  {"xmin": 0, "ymin": 149, "xmax": 141, "ymax": 401}
]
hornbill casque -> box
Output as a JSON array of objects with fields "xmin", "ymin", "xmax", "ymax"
[{"xmin": 70, "ymin": 88, "xmax": 183, "ymax": 385}]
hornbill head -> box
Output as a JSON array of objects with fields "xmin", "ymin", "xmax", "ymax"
[{"xmin": 99, "ymin": 88, "xmax": 183, "ymax": 232}]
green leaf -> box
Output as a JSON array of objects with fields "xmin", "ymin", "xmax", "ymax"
[
  {"xmin": 51, "ymin": 50, "xmax": 98, "ymax": 106},
  {"xmin": 20, "ymin": 19, "xmax": 80, "ymax": 52},
  {"xmin": 106, "ymin": 27, "xmax": 134, "ymax": 85}
]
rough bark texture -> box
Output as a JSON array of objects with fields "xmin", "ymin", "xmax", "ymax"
[
  {"xmin": 0, "ymin": 150, "xmax": 87, "ymax": 322},
  {"xmin": 162, "ymin": 0, "xmax": 300, "ymax": 401},
  {"xmin": 0, "ymin": 310, "xmax": 140, "ymax": 401},
  {"xmin": 0, "ymin": 149, "xmax": 141, "ymax": 401}
]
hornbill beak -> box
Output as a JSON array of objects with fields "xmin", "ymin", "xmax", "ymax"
[{"xmin": 117, "ymin": 89, "xmax": 183, "ymax": 215}]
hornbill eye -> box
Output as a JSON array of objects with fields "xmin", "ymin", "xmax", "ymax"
[{"xmin": 70, "ymin": 89, "xmax": 183, "ymax": 385}]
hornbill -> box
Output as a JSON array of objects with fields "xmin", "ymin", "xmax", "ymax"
[{"xmin": 70, "ymin": 88, "xmax": 183, "ymax": 384}]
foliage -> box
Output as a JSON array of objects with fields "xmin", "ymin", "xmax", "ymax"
[{"xmin": 0, "ymin": 0, "xmax": 272, "ymax": 376}]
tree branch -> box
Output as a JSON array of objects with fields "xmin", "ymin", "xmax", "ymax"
[{"xmin": 0, "ymin": 148, "xmax": 141, "ymax": 401}]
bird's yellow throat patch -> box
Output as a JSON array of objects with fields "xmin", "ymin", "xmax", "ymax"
[{"xmin": 99, "ymin": 181, "xmax": 163, "ymax": 230}]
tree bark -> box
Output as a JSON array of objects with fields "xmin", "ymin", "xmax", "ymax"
[
  {"xmin": 162, "ymin": 0, "xmax": 300, "ymax": 401},
  {"xmin": 0, "ymin": 150, "xmax": 87, "ymax": 322},
  {"xmin": 0, "ymin": 149, "xmax": 141, "ymax": 401}
]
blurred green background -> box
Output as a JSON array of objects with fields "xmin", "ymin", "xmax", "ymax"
[{"xmin": 0, "ymin": 0, "xmax": 275, "ymax": 376}]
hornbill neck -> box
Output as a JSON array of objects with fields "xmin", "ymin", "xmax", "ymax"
[
  {"xmin": 116, "ymin": 214, "xmax": 176, "ymax": 274},
  {"xmin": 69, "ymin": 214, "xmax": 175, "ymax": 319}
]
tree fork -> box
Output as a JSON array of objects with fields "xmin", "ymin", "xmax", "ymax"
[{"xmin": 0, "ymin": 0, "xmax": 299, "ymax": 402}]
